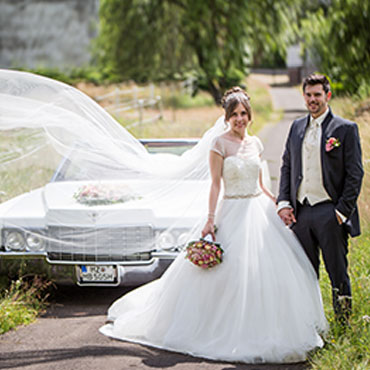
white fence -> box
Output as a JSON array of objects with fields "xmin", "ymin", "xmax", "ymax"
[{"xmin": 96, "ymin": 84, "xmax": 163, "ymax": 128}]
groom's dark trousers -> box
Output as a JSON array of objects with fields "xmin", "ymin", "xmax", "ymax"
[
  {"xmin": 278, "ymin": 109, "xmax": 364, "ymax": 322},
  {"xmin": 292, "ymin": 200, "xmax": 351, "ymax": 317}
]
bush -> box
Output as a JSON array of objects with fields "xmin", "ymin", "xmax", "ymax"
[{"xmin": 18, "ymin": 66, "xmax": 105, "ymax": 86}]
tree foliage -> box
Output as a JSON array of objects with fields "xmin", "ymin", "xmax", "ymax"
[
  {"xmin": 301, "ymin": 0, "xmax": 370, "ymax": 96},
  {"xmin": 95, "ymin": 0, "xmax": 299, "ymax": 104}
]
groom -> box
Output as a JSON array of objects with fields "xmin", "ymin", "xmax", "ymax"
[{"xmin": 277, "ymin": 74, "xmax": 364, "ymax": 324}]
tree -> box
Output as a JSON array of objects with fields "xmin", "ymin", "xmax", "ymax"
[
  {"xmin": 95, "ymin": 0, "xmax": 299, "ymax": 104},
  {"xmin": 301, "ymin": 0, "xmax": 370, "ymax": 96}
]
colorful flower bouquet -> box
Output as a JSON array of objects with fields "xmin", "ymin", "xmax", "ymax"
[
  {"xmin": 74, "ymin": 184, "xmax": 140, "ymax": 206},
  {"xmin": 185, "ymin": 238, "xmax": 224, "ymax": 269}
]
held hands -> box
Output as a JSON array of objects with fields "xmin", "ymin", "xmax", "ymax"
[
  {"xmin": 278, "ymin": 207, "xmax": 343, "ymax": 226},
  {"xmin": 278, "ymin": 207, "xmax": 296, "ymax": 226},
  {"xmin": 201, "ymin": 219, "xmax": 215, "ymax": 241}
]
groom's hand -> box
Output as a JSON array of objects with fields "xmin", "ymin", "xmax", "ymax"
[
  {"xmin": 278, "ymin": 208, "xmax": 296, "ymax": 226},
  {"xmin": 336, "ymin": 212, "xmax": 343, "ymax": 225}
]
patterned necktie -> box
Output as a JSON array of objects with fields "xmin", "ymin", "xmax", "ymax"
[{"xmin": 305, "ymin": 119, "xmax": 320, "ymax": 148}]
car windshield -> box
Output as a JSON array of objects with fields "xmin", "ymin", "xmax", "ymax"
[
  {"xmin": 142, "ymin": 140, "xmax": 197, "ymax": 155},
  {"xmin": 53, "ymin": 140, "xmax": 198, "ymax": 182}
]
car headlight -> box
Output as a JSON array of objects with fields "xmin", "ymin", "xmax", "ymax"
[
  {"xmin": 157, "ymin": 231, "xmax": 175, "ymax": 250},
  {"xmin": 26, "ymin": 233, "xmax": 45, "ymax": 252},
  {"xmin": 5, "ymin": 231, "xmax": 26, "ymax": 251}
]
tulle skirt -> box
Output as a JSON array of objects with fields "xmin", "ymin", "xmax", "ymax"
[{"xmin": 100, "ymin": 194, "xmax": 327, "ymax": 364}]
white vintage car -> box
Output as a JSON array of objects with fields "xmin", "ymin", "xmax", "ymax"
[{"xmin": 0, "ymin": 138, "xmax": 203, "ymax": 287}]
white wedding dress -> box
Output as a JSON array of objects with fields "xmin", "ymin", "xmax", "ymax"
[{"xmin": 100, "ymin": 134, "xmax": 327, "ymax": 364}]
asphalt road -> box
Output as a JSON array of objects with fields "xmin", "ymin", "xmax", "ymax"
[
  {"xmin": 0, "ymin": 81, "xmax": 311, "ymax": 370},
  {"xmin": 0, "ymin": 284, "xmax": 309, "ymax": 370},
  {"xmin": 259, "ymin": 83, "xmax": 307, "ymax": 195}
]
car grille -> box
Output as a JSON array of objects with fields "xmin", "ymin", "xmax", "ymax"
[{"xmin": 46, "ymin": 225, "xmax": 154, "ymax": 263}]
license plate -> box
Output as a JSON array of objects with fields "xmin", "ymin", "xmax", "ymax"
[{"xmin": 78, "ymin": 265, "xmax": 117, "ymax": 284}]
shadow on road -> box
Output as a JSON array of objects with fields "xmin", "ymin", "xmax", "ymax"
[
  {"xmin": 42, "ymin": 283, "xmax": 135, "ymax": 318},
  {"xmin": 0, "ymin": 344, "xmax": 309, "ymax": 370}
]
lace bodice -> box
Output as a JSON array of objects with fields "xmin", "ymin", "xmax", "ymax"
[
  {"xmin": 211, "ymin": 134, "xmax": 263, "ymax": 198},
  {"xmin": 223, "ymin": 154, "xmax": 262, "ymax": 197}
]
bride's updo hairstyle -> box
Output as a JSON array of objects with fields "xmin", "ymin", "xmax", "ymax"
[{"xmin": 221, "ymin": 86, "xmax": 252, "ymax": 122}]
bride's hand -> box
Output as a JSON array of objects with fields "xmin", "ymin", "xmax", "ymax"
[{"xmin": 201, "ymin": 220, "xmax": 215, "ymax": 240}]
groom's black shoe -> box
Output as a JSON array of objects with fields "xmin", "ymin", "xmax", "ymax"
[{"xmin": 332, "ymin": 287, "xmax": 352, "ymax": 329}]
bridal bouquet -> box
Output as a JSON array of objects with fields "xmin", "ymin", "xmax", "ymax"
[
  {"xmin": 74, "ymin": 183, "xmax": 140, "ymax": 206},
  {"xmin": 185, "ymin": 238, "xmax": 224, "ymax": 269}
]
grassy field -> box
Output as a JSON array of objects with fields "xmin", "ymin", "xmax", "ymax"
[
  {"xmin": 77, "ymin": 75, "xmax": 279, "ymax": 139},
  {"xmin": 308, "ymin": 97, "xmax": 370, "ymax": 370}
]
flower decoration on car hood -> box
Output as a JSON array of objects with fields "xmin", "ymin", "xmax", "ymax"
[{"xmin": 74, "ymin": 183, "xmax": 141, "ymax": 206}]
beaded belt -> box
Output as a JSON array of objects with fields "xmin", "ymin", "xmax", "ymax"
[{"xmin": 224, "ymin": 191, "xmax": 262, "ymax": 199}]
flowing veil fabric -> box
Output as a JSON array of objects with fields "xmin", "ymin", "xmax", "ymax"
[{"xmin": 0, "ymin": 69, "xmax": 227, "ymax": 249}]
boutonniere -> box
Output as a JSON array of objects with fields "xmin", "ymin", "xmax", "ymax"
[{"xmin": 325, "ymin": 137, "xmax": 341, "ymax": 152}]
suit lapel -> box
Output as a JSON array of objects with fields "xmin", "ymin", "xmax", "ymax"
[
  {"xmin": 299, "ymin": 115, "xmax": 310, "ymax": 141},
  {"xmin": 320, "ymin": 108, "xmax": 334, "ymax": 149},
  {"xmin": 320, "ymin": 108, "xmax": 334, "ymax": 189}
]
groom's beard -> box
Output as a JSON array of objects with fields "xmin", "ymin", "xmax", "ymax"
[{"xmin": 305, "ymin": 99, "xmax": 328, "ymax": 117}]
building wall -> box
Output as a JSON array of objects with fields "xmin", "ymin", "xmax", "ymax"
[{"xmin": 0, "ymin": 0, "xmax": 99, "ymax": 70}]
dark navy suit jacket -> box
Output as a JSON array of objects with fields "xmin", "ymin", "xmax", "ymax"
[{"xmin": 277, "ymin": 108, "xmax": 364, "ymax": 237}]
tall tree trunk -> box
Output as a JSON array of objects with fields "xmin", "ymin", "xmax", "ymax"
[{"xmin": 207, "ymin": 80, "xmax": 223, "ymax": 106}]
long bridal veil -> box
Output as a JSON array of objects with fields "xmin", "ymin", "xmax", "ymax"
[{"xmin": 0, "ymin": 69, "xmax": 227, "ymax": 253}]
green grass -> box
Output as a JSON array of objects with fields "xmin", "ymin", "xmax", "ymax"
[
  {"xmin": 0, "ymin": 130, "xmax": 59, "ymax": 202},
  {"xmin": 161, "ymin": 89, "xmax": 215, "ymax": 109},
  {"xmin": 247, "ymin": 77, "xmax": 281, "ymax": 132},
  {"xmin": 0, "ymin": 275, "xmax": 52, "ymax": 334},
  {"xmin": 0, "ymin": 166, "xmax": 55, "ymax": 203},
  {"xmin": 309, "ymin": 233, "xmax": 370, "ymax": 370}
]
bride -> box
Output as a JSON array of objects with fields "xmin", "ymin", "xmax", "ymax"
[{"xmin": 100, "ymin": 87, "xmax": 328, "ymax": 364}]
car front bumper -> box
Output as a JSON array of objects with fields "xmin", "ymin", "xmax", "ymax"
[{"xmin": 0, "ymin": 254, "xmax": 175, "ymax": 287}]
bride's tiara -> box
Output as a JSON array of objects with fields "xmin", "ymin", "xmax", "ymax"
[{"xmin": 222, "ymin": 91, "xmax": 250, "ymax": 108}]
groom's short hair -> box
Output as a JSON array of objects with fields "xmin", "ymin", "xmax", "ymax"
[{"xmin": 303, "ymin": 74, "xmax": 331, "ymax": 94}]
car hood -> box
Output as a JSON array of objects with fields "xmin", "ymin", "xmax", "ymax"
[
  {"xmin": 43, "ymin": 180, "xmax": 208, "ymax": 227},
  {"xmin": 0, "ymin": 188, "xmax": 46, "ymax": 228}
]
